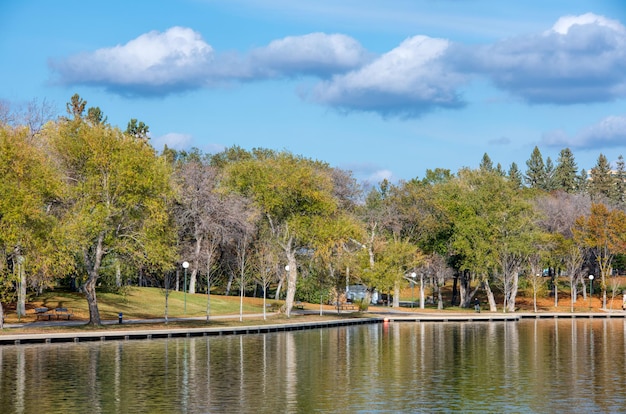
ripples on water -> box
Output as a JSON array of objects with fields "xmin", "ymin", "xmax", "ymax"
[{"xmin": 1, "ymin": 319, "xmax": 626, "ymax": 413}]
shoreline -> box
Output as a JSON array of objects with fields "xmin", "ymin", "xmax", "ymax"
[{"xmin": 2, "ymin": 309, "xmax": 625, "ymax": 346}]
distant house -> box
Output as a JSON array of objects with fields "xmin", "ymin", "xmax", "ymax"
[{"xmin": 346, "ymin": 284, "xmax": 379, "ymax": 304}]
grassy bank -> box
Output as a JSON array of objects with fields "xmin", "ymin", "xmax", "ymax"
[{"xmin": 4, "ymin": 287, "xmax": 282, "ymax": 324}]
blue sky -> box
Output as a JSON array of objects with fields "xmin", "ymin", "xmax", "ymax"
[{"xmin": 2, "ymin": 1, "xmax": 626, "ymax": 183}]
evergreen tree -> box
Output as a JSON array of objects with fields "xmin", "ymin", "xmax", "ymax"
[
  {"xmin": 577, "ymin": 168, "xmax": 589, "ymax": 194},
  {"xmin": 87, "ymin": 107, "xmax": 107, "ymax": 125},
  {"xmin": 479, "ymin": 153, "xmax": 493, "ymax": 172},
  {"xmin": 544, "ymin": 157, "xmax": 556, "ymax": 191},
  {"xmin": 524, "ymin": 146, "xmax": 546, "ymax": 189},
  {"xmin": 588, "ymin": 154, "xmax": 614, "ymax": 201},
  {"xmin": 495, "ymin": 163, "xmax": 506, "ymax": 176},
  {"xmin": 554, "ymin": 148, "xmax": 578, "ymax": 193},
  {"xmin": 508, "ymin": 162, "xmax": 523, "ymax": 189},
  {"xmin": 613, "ymin": 155, "xmax": 626, "ymax": 204}
]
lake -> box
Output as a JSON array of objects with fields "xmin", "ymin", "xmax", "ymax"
[{"xmin": 1, "ymin": 318, "xmax": 625, "ymax": 413}]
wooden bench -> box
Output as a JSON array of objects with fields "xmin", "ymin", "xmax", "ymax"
[
  {"xmin": 338, "ymin": 303, "xmax": 356, "ymax": 311},
  {"xmin": 35, "ymin": 307, "xmax": 53, "ymax": 320},
  {"xmin": 294, "ymin": 301, "xmax": 304, "ymax": 310},
  {"xmin": 54, "ymin": 307, "xmax": 73, "ymax": 320}
]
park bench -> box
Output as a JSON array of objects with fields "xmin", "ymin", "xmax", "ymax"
[
  {"xmin": 330, "ymin": 301, "xmax": 357, "ymax": 311},
  {"xmin": 54, "ymin": 307, "xmax": 73, "ymax": 320},
  {"xmin": 294, "ymin": 301, "xmax": 304, "ymax": 310},
  {"xmin": 35, "ymin": 307, "xmax": 53, "ymax": 320}
]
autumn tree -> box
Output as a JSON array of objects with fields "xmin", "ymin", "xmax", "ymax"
[
  {"xmin": 224, "ymin": 150, "xmax": 349, "ymax": 317},
  {"xmin": 0, "ymin": 124, "xmax": 62, "ymax": 325},
  {"xmin": 174, "ymin": 157, "xmax": 254, "ymax": 296},
  {"xmin": 573, "ymin": 203, "xmax": 626, "ymax": 310},
  {"xmin": 50, "ymin": 102, "xmax": 176, "ymax": 325},
  {"xmin": 534, "ymin": 191, "xmax": 592, "ymax": 309}
]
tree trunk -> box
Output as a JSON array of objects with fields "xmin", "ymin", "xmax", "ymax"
[
  {"xmin": 189, "ymin": 236, "xmax": 202, "ymax": 295},
  {"xmin": 484, "ymin": 280, "xmax": 498, "ymax": 312},
  {"xmin": 189, "ymin": 268, "xmax": 198, "ymax": 295},
  {"xmin": 451, "ymin": 273, "xmax": 458, "ymax": 306},
  {"xmin": 459, "ymin": 270, "xmax": 471, "ymax": 308},
  {"xmin": 115, "ymin": 259, "xmax": 121, "ymax": 288},
  {"xmin": 393, "ymin": 282, "xmax": 400, "ymax": 308},
  {"xmin": 434, "ymin": 277, "xmax": 444, "ymax": 310},
  {"xmin": 505, "ymin": 270, "xmax": 519, "ymax": 313},
  {"xmin": 0, "ymin": 302, "xmax": 4, "ymax": 329},
  {"xmin": 84, "ymin": 275, "xmax": 101, "ymax": 325},
  {"xmin": 275, "ymin": 275, "xmax": 284, "ymax": 301},
  {"xmin": 553, "ymin": 275, "xmax": 558, "ymax": 308},
  {"xmin": 17, "ymin": 257, "xmax": 26, "ymax": 318},
  {"xmin": 84, "ymin": 232, "xmax": 105, "ymax": 325},
  {"xmin": 225, "ymin": 272, "xmax": 234, "ymax": 296},
  {"xmin": 284, "ymin": 247, "xmax": 297, "ymax": 318},
  {"xmin": 164, "ymin": 273, "xmax": 170, "ymax": 324}
]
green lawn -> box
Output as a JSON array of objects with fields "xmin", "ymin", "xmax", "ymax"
[{"xmin": 17, "ymin": 287, "xmax": 279, "ymax": 322}]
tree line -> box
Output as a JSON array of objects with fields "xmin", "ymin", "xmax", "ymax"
[{"xmin": 1, "ymin": 95, "xmax": 626, "ymax": 326}]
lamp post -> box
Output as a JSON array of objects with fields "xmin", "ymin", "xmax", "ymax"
[
  {"xmin": 589, "ymin": 274, "xmax": 594, "ymax": 311},
  {"xmin": 411, "ymin": 272, "xmax": 417, "ymax": 309},
  {"xmin": 182, "ymin": 261, "xmax": 189, "ymax": 314}
]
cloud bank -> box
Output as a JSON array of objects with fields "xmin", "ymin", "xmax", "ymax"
[
  {"xmin": 49, "ymin": 13, "xmax": 626, "ymax": 116},
  {"xmin": 542, "ymin": 114, "xmax": 626, "ymax": 149},
  {"xmin": 459, "ymin": 13, "xmax": 626, "ymax": 104}
]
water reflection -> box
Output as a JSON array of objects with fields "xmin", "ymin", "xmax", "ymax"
[{"xmin": 1, "ymin": 319, "xmax": 626, "ymax": 413}]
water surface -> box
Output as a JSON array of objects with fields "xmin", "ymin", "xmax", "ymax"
[{"xmin": 1, "ymin": 319, "xmax": 625, "ymax": 413}]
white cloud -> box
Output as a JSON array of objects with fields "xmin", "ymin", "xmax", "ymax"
[
  {"xmin": 549, "ymin": 13, "xmax": 626, "ymax": 35},
  {"xmin": 310, "ymin": 35, "xmax": 466, "ymax": 118},
  {"xmin": 250, "ymin": 33, "xmax": 370, "ymax": 77},
  {"xmin": 152, "ymin": 132, "xmax": 194, "ymax": 151},
  {"xmin": 367, "ymin": 169, "xmax": 394, "ymax": 183},
  {"xmin": 48, "ymin": 13, "xmax": 626, "ymax": 113},
  {"xmin": 50, "ymin": 27, "xmax": 214, "ymax": 95},
  {"xmin": 462, "ymin": 13, "xmax": 626, "ymax": 104},
  {"xmin": 542, "ymin": 115, "xmax": 626, "ymax": 149}
]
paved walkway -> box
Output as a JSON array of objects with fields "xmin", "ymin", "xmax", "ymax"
[{"xmin": 2, "ymin": 308, "xmax": 625, "ymax": 346}]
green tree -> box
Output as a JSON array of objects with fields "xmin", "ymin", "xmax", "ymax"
[
  {"xmin": 588, "ymin": 154, "xmax": 614, "ymax": 201},
  {"xmin": 613, "ymin": 155, "xmax": 626, "ymax": 204},
  {"xmin": 0, "ymin": 125, "xmax": 62, "ymax": 324},
  {"xmin": 224, "ymin": 150, "xmax": 349, "ymax": 317},
  {"xmin": 439, "ymin": 168, "xmax": 537, "ymax": 311},
  {"xmin": 87, "ymin": 107, "xmax": 107, "ymax": 125},
  {"xmin": 126, "ymin": 119, "xmax": 149, "ymax": 141},
  {"xmin": 51, "ymin": 112, "xmax": 176, "ymax": 325},
  {"xmin": 479, "ymin": 153, "xmax": 494, "ymax": 172},
  {"xmin": 577, "ymin": 169, "xmax": 589, "ymax": 194},
  {"xmin": 544, "ymin": 157, "xmax": 556, "ymax": 192},
  {"xmin": 554, "ymin": 148, "xmax": 578, "ymax": 193},
  {"xmin": 66, "ymin": 93, "xmax": 87, "ymax": 119},
  {"xmin": 508, "ymin": 162, "xmax": 523, "ymax": 189},
  {"xmin": 525, "ymin": 146, "xmax": 547, "ymax": 189}
]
